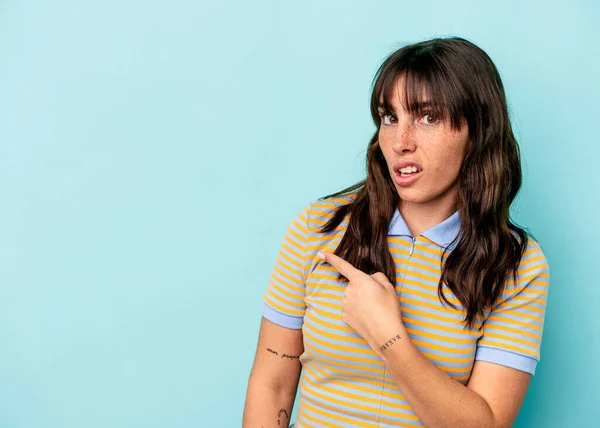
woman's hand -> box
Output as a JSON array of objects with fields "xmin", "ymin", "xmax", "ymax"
[{"xmin": 318, "ymin": 251, "xmax": 406, "ymax": 353}]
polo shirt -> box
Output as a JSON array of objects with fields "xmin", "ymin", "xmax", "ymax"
[{"xmin": 261, "ymin": 194, "xmax": 550, "ymax": 427}]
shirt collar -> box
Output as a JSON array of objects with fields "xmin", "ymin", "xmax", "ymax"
[{"xmin": 387, "ymin": 208, "xmax": 461, "ymax": 249}]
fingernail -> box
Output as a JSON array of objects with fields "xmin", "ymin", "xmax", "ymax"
[{"xmin": 317, "ymin": 251, "xmax": 325, "ymax": 260}]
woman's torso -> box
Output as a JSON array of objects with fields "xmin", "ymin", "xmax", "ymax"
[{"xmin": 295, "ymin": 196, "xmax": 485, "ymax": 427}]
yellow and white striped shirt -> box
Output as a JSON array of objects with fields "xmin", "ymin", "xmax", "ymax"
[{"xmin": 262, "ymin": 194, "xmax": 550, "ymax": 427}]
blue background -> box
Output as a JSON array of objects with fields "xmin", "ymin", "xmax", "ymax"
[{"xmin": 1, "ymin": 1, "xmax": 598, "ymax": 427}]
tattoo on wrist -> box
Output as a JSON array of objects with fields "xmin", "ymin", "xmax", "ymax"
[{"xmin": 379, "ymin": 334, "xmax": 402, "ymax": 352}]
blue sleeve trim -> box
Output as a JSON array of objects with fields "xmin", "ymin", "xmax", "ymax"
[
  {"xmin": 475, "ymin": 346, "xmax": 538, "ymax": 375},
  {"xmin": 261, "ymin": 302, "xmax": 304, "ymax": 330}
]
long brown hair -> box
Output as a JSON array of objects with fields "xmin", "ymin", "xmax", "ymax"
[{"xmin": 321, "ymin": 37, "xmax": 528, "ymax": 328}]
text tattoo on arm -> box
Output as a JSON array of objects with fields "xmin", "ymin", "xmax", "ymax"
[
  {"xmin": 379, "ymin": 334, "xmax": 402, "ymax": 352},
  {"xmin": 266, "ymin": 348, "xmax": 300, "ymax": 360}
]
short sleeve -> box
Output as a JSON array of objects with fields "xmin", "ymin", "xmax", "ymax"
[
  {"xmin": 475, "ymin": 240, "xmax": 550, "ymax": 375},
  {"xmin": 261, "ymin": 205, "xmax": 310, "ymax": 330}
]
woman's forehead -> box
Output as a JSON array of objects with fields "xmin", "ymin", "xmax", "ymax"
[
  {"xmin": 378, "ymin": 77, "xmax": 435, "ymax": 112},
  {"xmin": 379, "ymin": 74, "xmax": 433, "ymax": 105}
]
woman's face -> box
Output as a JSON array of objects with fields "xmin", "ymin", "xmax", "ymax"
[{"xmin": 377, "ymin": 77, "xmax": 470, "ymax": 214}]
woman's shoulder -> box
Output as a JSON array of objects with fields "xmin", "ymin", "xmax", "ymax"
[
  {"xmin": 307, "ymin": 193, "xmax": 356, "ymax": 217},
  {"xmin": 511, "ymin": 235, "xmax": 550, "ymax": 290},
  {"xmin": 300, "ymin": 192, "xmax": 357, "ymax": 234},
  {"xmin": 492, "ymin": 234, "xmax": 551, "ymax": 311},
  {"xmin": 520, "ymin": 236, "xmax": 548, "ymax": 269},
  {"xmin": 302, "ymin": 192, "xmax": 356, "ymax": 219},
  {"xmin": 507, "ymin": 229, "xmax": 548, "ymax": 268}
]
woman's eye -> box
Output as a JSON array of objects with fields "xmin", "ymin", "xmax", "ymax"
[
  {"xmin": 421, "ymin": 113, "xmax": 439, "ymax": 125},
  {"xmin": 381, "ymin": 114, "xmax": 397, "ymax": 125}
]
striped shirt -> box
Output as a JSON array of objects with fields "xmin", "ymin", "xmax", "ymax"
[{"xmin": 261, "ymin": 194, "xmax": 550, "ymax": 427}]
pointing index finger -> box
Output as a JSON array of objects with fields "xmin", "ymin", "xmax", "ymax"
[{"xmin": 318, "ymin": 251, "xmax": 362, "ymax": 281}]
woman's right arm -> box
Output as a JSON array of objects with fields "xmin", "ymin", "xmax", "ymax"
[{"xmin": 242, "ymin": 317, "xmax": 304, "ymax": 428}]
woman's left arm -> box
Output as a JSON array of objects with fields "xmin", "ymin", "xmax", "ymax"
[
  {"xmin": 377, "ymin": 326, "xmax": 531, "ymax": 428},
  {"xmin": 318, "ymin": 250, "xmax": 547, "ymax": 428}
]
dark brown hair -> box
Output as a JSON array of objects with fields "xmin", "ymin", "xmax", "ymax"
[{"xmin": 321, "ymin": 37, "xmax": 528, "ymax": 328}]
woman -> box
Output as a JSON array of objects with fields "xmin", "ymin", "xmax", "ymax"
[{"xmin": 242, "ymin": 36, "xmax": 549, "ymax": 427}]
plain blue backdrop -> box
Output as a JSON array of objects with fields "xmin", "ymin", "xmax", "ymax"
[{"xmin": 1, "ymin": 1, "xmax": 599, "ymax": 427}]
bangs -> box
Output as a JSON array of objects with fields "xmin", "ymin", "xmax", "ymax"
[{"xmin": 373, "ymin": 52, "xmax": 466, "ymax": 131}]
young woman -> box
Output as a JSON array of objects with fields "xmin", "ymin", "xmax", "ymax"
[{"xmin": 242, "ymin": 36, "xmax": 549, "ymax": 428}]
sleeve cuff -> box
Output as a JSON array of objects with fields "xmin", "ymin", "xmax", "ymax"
[
  {"xmin": 475, "ymin": 346, "xmax": 538, "ymax": 375},
  {"xmin": 261, "ymin": 302, "xmax": 304, "ymax": 330}
]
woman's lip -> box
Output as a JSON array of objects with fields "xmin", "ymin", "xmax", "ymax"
[{"xmin": 393, "ymin": 170, "xmax": 422, "ymax": 186}]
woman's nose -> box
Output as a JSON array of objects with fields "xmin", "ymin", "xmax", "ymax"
[{"xmin": 393, "ymin": 122, "xmax": 416, "ymax": 154}]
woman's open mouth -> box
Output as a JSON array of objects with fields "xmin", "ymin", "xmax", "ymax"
[{"xmin": 393, "ymin": 165, "xmax": 423, "ymax": 186}]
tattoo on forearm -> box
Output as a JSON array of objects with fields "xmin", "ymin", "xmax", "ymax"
[
  {"xmin": 380, "ymin": 334, "xmax": 402, "ymax": 352},
  {"xmin": 266, "ymin": 348, "xmax": 300, "ymax": 360},
  {"xmin": 277, "ymin": 408, "xmax": 289, "ymax": 426},
  {"xmin": 281, "ymin": 353, "xmax": 299, "ymax": 360}
]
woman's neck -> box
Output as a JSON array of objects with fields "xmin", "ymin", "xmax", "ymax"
[{"xmin": 399, "ymin": 197, "xmax": 458, "ymax": 238}]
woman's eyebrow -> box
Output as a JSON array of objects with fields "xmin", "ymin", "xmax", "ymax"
[
  {"xmin": 408, "ymin": 101, "xmax": 433, "ymax": 110},
  {"xmin": 376, "ymin": 104, "xmax": 395, "ymax": 112},
  {"xmin": 408, "ymin": 101, "xmax": 433, "ymax": 112},
  {"xmin": 377, "ymin": 100, "xmax": 433, "ymax": 108},
  {"xmin": 377, "ymin": 101, "xmax": 437, "ymax": 115}
]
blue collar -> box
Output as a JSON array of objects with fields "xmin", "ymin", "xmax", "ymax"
[{"xmin": 387, "ymin": 208, "xmax": 461, "ymax": 249}]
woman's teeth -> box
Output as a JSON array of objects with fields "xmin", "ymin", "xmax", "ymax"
[{"xmin": 399, "ymin": 166, "xmax": 419, "ymax": 175}]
